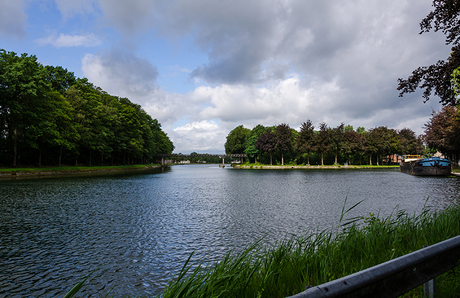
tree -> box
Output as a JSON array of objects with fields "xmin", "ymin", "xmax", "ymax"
[
  {"xmin": 423, "ymin": 106, "xmax": 459, "ymax": 159},
  {"xmin": 225, "ymin": 125, "xmax": 250, "ymax": 155},
  {"xmin": 329, "ymin": 123, "xmax": 345, "ymax": 165},
  {"xmin": 397, "ymin": 1, "xmax": 460, "ymax": 105},
  {"xmin": 45, "ymin": 65, "xmax": 76, "ymax": 94},
  {"xmin": 244, "ymin": 124, "xmax": 266, "ymax": 163},
  {"xmin": 315, "ymin": 122, "xmax": 330, "ymax": 166},
  {"xmin": 398, "ymin": 128, "xmax": 419, "ymax": 155},
  {"xmin": 343, "ymin": 129, "xmax": 361, "ymax": 165},
  {"xmin": 0, "ymin": 50, "xmax": 51, "ymax": 166},
  {"xmin": 368, "ymin": 127, "xmax": 400, "ymax": 165},
  {"xmin": 296, "ymin": 120, "xmax": 316, "ymax": 165},
  {"xmin": 274, "ymin": 123, "xmax": 293, "ymax": 165},
  {"xmin": 255, "ymin": 130, "xmax": 276, "ymax": 165}
]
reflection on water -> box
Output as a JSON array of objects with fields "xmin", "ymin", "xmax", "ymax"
[{"xmin": 0, "ymin": 165, "xmax": 459, "ymax": 296}]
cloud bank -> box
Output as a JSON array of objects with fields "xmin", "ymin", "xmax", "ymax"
[{"xmin": 0, "ymin": 0, "xmax": 450, "ymax": 153}]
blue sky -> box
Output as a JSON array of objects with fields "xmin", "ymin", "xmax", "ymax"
[{"xmin": 0, "ymin": 0, "xmax": 450, "ymax": 153}]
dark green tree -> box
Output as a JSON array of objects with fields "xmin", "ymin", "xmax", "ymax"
[
  {"xmin": 255, "ymin": 130, "xmax": 276, "ymax": 165},
  {"xmin": 225, "ymin": 125, "xmax": 250, "ymax": 154},
  {"xmin": 329, "ymin": 123, "xmax": 345, "ymax": 165},
  {"xmin": 0, "ymin": 50, "xmax": 51, "ymax": 166},
  {"xmin": 368, "ymin": 127, "xmax": 400, "ymax": 165},
  {"xmin": 315, "ymin": 122, "xmax": 330, "ymax": 166},
  {"xmin": 295, "ymin": 120, "xmax": 315, "ymax": 165},
  {"xmin": 244, "ymin": 124, "xmax": 266, "ymax": 163},
  {"xmin": 423, "ymin": 106, "xmax": 459, "ymax": 159},
  {"xmin": 398, "ymin": 128, "xmax": 419, "ymax": 155},
  {"xmin": 343, "ymin": 129, "xmax": 362, "ymax": 165},
  {"xmin": 274, "ymin": 123, "xmax": 293, "ymax": 165},
  {"xmin": 398, "ymin": 0, "xmax": 460, "ymax": 106}
]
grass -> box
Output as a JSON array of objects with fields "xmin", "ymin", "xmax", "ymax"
[
  {"xmin": 0, "ymin": 164, "xmax": 161, "ymax": 173},
  {"xmin": 65, "ymin": 200, "xmax": 460, "ymax": 297},
  {"xmin": 234, "ymin": 163, "xmax": 399, "ymax": 169},
  {"xmin": 159, "ymin": 200, "xmax": 460, "ymax": 298}
]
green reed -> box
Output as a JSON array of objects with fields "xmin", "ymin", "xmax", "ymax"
[
  {"xmin": 65, "ymin": 200, "xmax": 460, "ymax": 297},
  {"xmin": 159, "ymin": 200, "xmax": 460, "ymax": 298}
]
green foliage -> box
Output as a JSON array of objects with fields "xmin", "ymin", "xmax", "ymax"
[
  {"xmin": 424, "ymin": 106, "xmax": 460, "ymax": 158},
  {"xmin": 158, "ymin": 202, "xmax": 460, "ymax": 298},
  {"xmin": 225, "ymin": 125, "xmax": 251, "ymax": 154},
  {"xmin": 0, "ymin": 49, "xmax": 173, "ymax": 167},
  {"xmin": 228, "ymin": 119, "xmax": 427, "ymax": 166}
]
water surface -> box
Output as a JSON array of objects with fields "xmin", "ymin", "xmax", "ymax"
[{"xmin": 1, "ymin": 165, "xmax": 459, "ymax": 296}]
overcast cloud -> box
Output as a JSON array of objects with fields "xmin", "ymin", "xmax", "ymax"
[{"xmin": 0, "ymin": 0, "xmax": 450, "ymax": 153}]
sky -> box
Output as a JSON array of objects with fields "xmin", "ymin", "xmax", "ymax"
[{"xmin": 0, "ymin": 0, "xmax": 451, "ymax": 154}]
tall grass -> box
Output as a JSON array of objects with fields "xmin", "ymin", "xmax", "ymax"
[
  {"xmin": 64, "ymin": 201, "xmax": 460, "ymax": 297},
  {"xmin": 159, "ymin": 201, "xmax": 460, "ymax": 298}
]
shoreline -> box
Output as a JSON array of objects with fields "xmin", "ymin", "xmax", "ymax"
[
  {"xmin": 232, "ymin": 164, "xmax": 399, "ymax": 170},
  {"xmin": 0, "ymin": 164, "xmax": 162, "ymax": 179}
]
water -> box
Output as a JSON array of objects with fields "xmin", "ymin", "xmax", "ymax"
[{"xmin": 1, "ymin": 165, "xmax": 459, "ymax": 297}]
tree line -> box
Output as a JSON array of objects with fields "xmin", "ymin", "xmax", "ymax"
[
  {"xmin": 224, "ymin": 112, "xmax": 459, "ymax": 166},
  {"xmin": 0, "ymin": 49, "xmax": 174, "ymax": 167},
  {"xmin": 227, "ymin": 0, "xmax": 460, "ymax": 167}
]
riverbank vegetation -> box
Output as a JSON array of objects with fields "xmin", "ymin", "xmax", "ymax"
[
  {"xmin": 0, "ymin": 164, "xmax": 162, "ymax": 177},
  {"xmin": 225, "ymin": 105, "xmax": 460, "ymax": 167},
  {"xmin": 66, "ymin": 201, "xmax": 460, "ymax": 297},
  {"xmin": 159, "ymin": 202, "xmax": 460, "ymax": 298},
  {"xmin": 0, "ymin": 50, "xmax": 174, "ymax": 168},
  {"xmin": 225, "ymin": 122, "xmax": 421, "ymax": 166}
]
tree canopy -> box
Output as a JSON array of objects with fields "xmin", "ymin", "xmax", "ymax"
[
  {"xmin": 226, "ymin": 121, "xmax": 428, "ymax": 166},
  {"xmin": 0, "ymin": 49, "xmax": 174, "ymax": 167},
  {"xmin": 397, "ymin": 0, "xmax": 460, "ymax": 105}
]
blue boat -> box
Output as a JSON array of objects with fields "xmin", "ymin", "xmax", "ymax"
[{"xmin": 400, "ymin": 156, "xmax": 451, "ymax": 176}]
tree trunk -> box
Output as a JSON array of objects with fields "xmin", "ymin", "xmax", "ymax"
[
  {"xmin": 335, "ymin": 151, "xmax": 338, "ymax": 165},
  {"xmin": 281, "ymin": 152, "xmax": 284, "ymax": 165},
  {"xmin": 270, "ymin": 153, "xmax": 273, "ymax": 165},
  {"xmin": 13, "ymin": 128, "xmax": 18, "ymax": 167},
  {"xmin": 307, "ymin": 153, "xmax": 310, "ymax": 165},
  {"xmin": 321, "ymin": 152, "xmax": 324, "ymax": 166},
  {"xmin": 59, "ymin": 146, "xmax": 62, "ymax": 167},
  {"xmin": 369, "ymin": 154, "xmax": 372, "ymax": 165}
]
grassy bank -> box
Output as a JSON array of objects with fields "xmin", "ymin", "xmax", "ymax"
[
  {"xmin": 233, "ymin": 163, "xmax": 399, "ymax": 169},
  {"xmin": 64, "ymin": 201, "xmax": 460, "ymax": 297},
  {"xmin": 0, "ymin": 164, "xmax": 161, "ymax": 177},
  {"xmin": 159, "ymin": 202, "xmax": 460, "ymax": 298}
]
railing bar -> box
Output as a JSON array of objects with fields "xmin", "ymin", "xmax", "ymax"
[{"xmin": 288, "ymin": 235, "xmax": 460, "ymax": 298}]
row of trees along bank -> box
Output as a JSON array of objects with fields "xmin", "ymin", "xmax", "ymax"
[
  {"xmin": 225, "ymin": 111, "xmax": 460, "ymax": 166},
  {"xmin": 0, "ymin": 50, "xmax": 174, "ymax": 167}
]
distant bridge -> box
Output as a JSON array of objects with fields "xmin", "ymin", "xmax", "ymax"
[{"xmin": 153, "ymin": 153, "xmax": 247, "ymax": 166}]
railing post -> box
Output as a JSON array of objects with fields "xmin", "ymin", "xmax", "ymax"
[{"xmin": 424, "ymin": 278, "xmax": 435, "ymax": 298}]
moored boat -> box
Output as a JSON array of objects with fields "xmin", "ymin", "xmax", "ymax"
[{"xmin": 400, "ymin": 155, "xmax": 451, "ymax": 176}]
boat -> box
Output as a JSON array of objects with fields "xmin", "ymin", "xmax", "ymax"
[{"xmin": 400, "ymin": 155, "xmax": 452, "ymax": 176}]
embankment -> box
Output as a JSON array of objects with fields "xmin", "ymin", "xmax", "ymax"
[
  {"xmin": 232, "ymin": 164, "xmax": 398, "ymax": 169},
  {"xmin": 0, "ymin": 164, "xmax": 162, "ymax": 179}
]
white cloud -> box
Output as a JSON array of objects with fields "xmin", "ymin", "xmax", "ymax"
[
  {"xmin": 98, "ymin": 0, "xmax": 157, "ymax": 35},
  {"xmin": 74, "ymin": 0, "xmax": 449, "ymax": 152},
  {"xmin": 0, "ymin": 0, "xmax": 27, "ymax": 39},
  {"xmin": 173, "ymin": 120, "xmax": 219, "ymax": 132},
  {"xmin": 171, "ymin": 120, "xmax": 227, "ymax": 153},
  {"xmin": 36, "ymin": 33, "xmax": 101, "ymax": 47},
  {"xmin": 55, "ymin": 0, "xmax": 97, "ymax": 18},
  {"xmin": 81, "ymin": 49, "xmax": 158, "ymax": 99}
]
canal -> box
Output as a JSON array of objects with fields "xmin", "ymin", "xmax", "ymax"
[{"xmin": 1, "ymin": 165, "xmax": 459, "ymax": 296}]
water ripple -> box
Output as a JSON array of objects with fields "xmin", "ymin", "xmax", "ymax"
[{"xmin": 0, "ymin": 166, "xmax": 459, "ymax": 296}]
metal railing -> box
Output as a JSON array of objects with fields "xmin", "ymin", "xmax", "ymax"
[{"xmin": 288, "ymin": 235, "xmax": 460, "ymax": 298}]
